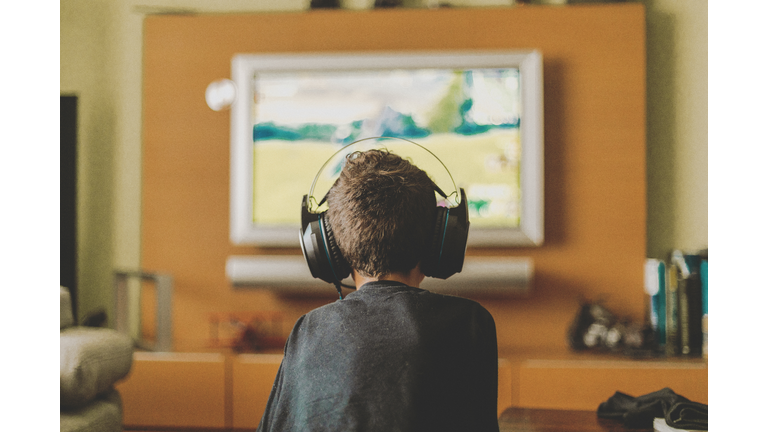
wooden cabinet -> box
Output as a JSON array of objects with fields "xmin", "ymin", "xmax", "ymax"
[
  {"xmin": 514, "ymin": 357, "xmax": 707, "ymax": 410},
  {"xmin": 117, "ymin": 352, "xmax": 228, "ymax": 429},
  {"xmin": 231, "ymin": 354, "xmax": 282, "ymax": 429},
  {"xmin": 117, "ymin": 352, "xmax": 706, "ymax": 430}
]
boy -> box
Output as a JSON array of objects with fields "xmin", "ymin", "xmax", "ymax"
[{"xmin": 257, "ymin": 149, "xmax": 499, "ymax": 432}]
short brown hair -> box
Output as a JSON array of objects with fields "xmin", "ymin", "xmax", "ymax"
[{"xmin": 327, "ymin": 149, "xmax": 437, "ymax": 278}]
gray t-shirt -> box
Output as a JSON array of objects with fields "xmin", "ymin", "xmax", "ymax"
[{"xmin": 257, "ymin": 280, "xmax": 499, "ymax": 432}]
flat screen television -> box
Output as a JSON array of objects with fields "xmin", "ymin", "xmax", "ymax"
[{"xmin": 229, "ymin": 50, "xmax": 543, "ymax": 248}]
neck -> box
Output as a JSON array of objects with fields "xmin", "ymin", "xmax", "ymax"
[{"xmin": 353, "ymin": 266, "xmax": 425, "ymax": 289}]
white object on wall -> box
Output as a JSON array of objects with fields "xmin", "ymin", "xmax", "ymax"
[{"xmin": 206, "ymin": 79, "xmax": 237, "ymax": 111}]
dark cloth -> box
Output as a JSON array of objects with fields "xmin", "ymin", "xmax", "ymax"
[
  {"xmin": 257, "ymin": 281, "xmax": 500, "ymax": 432},
  {"xmin": 597, "ymin": 387, "xmax": 708, "ymax": 430}
]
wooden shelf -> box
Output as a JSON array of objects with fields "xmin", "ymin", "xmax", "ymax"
[
  {"xmin": 116, "ymin": 352, "xmax": 228, "ymax": 429},
  {"xmin": 226, "ymin": 255, "xmax": 533, "ymax": 297},
  {"xmin": 117, "ymin": 350, "xmax": 706, "ymax": 429}
]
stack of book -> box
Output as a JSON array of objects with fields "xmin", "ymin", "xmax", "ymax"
[{"xmin": 644, "ymin": 249, "xmax": 708, "ymax": 358}]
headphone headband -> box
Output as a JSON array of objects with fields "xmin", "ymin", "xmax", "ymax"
[{"xmin": 305, "ymin": 137, "xmax": 461, "ymax": 215}]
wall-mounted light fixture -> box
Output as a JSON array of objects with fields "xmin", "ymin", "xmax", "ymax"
[{"xmin": 205, "ymin": 79, "xmax": 237, "ymax": 111}]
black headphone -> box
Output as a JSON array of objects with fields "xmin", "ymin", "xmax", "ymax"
[{"xmin": 299, "ymin": 139, "xmax": 470, "ymax": 297}]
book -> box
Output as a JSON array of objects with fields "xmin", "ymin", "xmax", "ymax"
[
  {"xmin": 654, "ymin": 417, "xmax": 706, "ymax": 432},
  {"xmin": 671, "ymin": 250, "xmax": 703, "ymax": 357},
  {"xmin": 645, "ymin": 259, "xmax": 667, "ymax": 347},
  {"xmin": 665, "ymin": 261, "xmax": 680, "ymax": 357},
  {"xmin": 684, "ymin": 253, "xmax": 703, "ymax": 357},
  {"xmin": 701, "ymin": 255, "xmax": 708, "ymax": 359}
]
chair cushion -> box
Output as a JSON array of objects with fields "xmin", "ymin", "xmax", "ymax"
[
  {"xmin": 60, "ymin": 388, "xmax": 123, "ymax": 432},
  {"xmin": 60, "ymin": 327, "xmax": 134, "ymax": 409},
  {"xmin": 61, "ymin": 286, "xmax": 75, "ymax": 329}
]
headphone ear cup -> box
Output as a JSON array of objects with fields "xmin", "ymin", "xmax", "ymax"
[
  {"xmin": 422, "ymin": 206, "xmax": 449, "ymax": 278},
  {"xmin": 423, "ymin": 189, "xmax": 470, "ymax": 279},
  {"xmin": 300, "ymin": 214, "xmax": 331, "ymax": 284},
  {"xmin": 300, "ymin": 194, "xmax": 351, "ymax": 285},
  {"xmin": 435, "ymin": 208, "xmax": 469, "ymax": 279},
  {"xmin": 321, "ymin": 213, "xmax": 351, "ymax": 281}
]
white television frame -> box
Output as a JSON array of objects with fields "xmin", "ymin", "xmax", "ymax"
[{"xmin": 230, "ymin": 50, "xmax": 544, "ymax": 248}]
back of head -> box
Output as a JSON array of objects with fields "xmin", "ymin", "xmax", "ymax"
[{"xmin": 327, "ymin": 149, "xmax": 437, "ymax": 278}]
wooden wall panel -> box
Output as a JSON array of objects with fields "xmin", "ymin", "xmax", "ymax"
[
  {"xmin": 517, "ymin": 359, "xmax": 708, "ymax": 411},
  {"xmin": 116, "ymin": 352, "xmax": 227, "ymax": 428},
  {"xmin": 142, "ymin": 4, "xmax": 646, "ymax": 353},
  {"xmin": 497, "ymin": 359, "xmax": 514, "ymax": 415},
  {"xmin": 117, "ymin": 353, "xmax": 705, "ymax": 427},
  {"xmin": 231, "ymin": 354, "xmax": 283, "ymax": 429}
]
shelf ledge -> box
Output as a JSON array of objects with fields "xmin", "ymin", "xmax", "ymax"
[{"xmin": 226, "ymin": 255, "xmax": 533, "ymax": 297}]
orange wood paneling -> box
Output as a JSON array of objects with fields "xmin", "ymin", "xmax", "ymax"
[
  {"xmin": 232, "ymin": 354, "xmax": 283, "ymax": 429},
  {"xmin": 142, "ymin": 4, "xmax": 647, "ymax": 354},
  {"xmin": 497, "ymin": 359, "xmax": 514, "ymax": 416},
  {"xmin": 517, "ymin": 359, "xmax": 708, "ymax": 411},
  {"xmin": 116, "ymin": 353, "xmax": 516, "ymax": 429},
  {"xmin": 116, "ymin": 352, "xmax": 228, "ymax": 428},
  {"xmin": 117, "ymin": 352, "xmax": 705, "ymax": 426}
]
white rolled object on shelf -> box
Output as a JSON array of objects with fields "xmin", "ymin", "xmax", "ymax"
[
  {"xmin": 226, "ymin": 255, "xmax": 532, "ymax": 297},
  {"xmin": 420, "ymin": 256, "xmax": 532, "ymax": 296},
  {"xmin": 226, "ymin": 255, "xmax": 351, "ymax": 293}
]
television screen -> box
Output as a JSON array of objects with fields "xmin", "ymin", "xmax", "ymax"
[{"xmin": 230, "ymin": 51, "xmax": 543, "ymax": 247}]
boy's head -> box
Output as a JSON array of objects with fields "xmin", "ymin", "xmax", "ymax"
[{"xmin": 327, "ymin": 149, "xmax": 437, "ymax": 278}]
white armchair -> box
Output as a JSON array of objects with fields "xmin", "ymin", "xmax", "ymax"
[{"xmin": 60, "ymin": 286, "xmax": 134, "ymax": 432}]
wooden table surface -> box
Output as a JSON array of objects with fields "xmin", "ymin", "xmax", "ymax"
[{"xmin": 498, "ymin": 407, "xmax": 652, "ymax": 432}]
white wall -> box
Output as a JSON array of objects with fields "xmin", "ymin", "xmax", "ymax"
[{"xmin": 60, "ymin": 0, "xmax": 708, "ymax": 320}]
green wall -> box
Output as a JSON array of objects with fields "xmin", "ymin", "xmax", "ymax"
[
  {"xmin": 60, "ymin": 0, "xmax": 708, "ymax": 322},
  {"xmin": 645, "ymin": 0, "xmax": 708, "ymax": 258}
]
